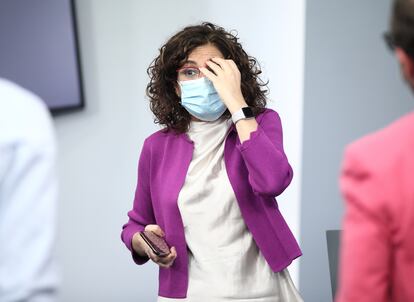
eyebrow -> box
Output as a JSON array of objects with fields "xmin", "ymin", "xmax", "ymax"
[
  {"xmin": 182, "ymin": 58, "xmax": 214, "ymax": 67},
  {"xmin": 182, "ymin": 60, "xmax": 199, "ymax": 66}
]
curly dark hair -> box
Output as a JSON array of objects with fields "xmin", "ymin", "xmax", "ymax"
[{"xmin": 146, "ymin": 22, "xmax": 268, "ymax": 134}]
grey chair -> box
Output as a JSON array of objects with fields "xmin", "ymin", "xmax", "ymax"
[{"xmin": 326, "ymin": 230, "xmax": 341, "ymax": 300}]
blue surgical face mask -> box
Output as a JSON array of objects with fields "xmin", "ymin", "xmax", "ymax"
[{"xmin": 178, "ymin": 77, "xmax": 227, "ymax": 122}]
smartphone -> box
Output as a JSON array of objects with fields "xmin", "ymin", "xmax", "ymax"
[{"xmin": 140, "ymin": 231, "xmax": 170, "ymax": 257}]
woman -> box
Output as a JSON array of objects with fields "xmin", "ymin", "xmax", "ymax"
[{"xmin": 121, "ymin": 22, "xmax": 303, "ymax": 301}]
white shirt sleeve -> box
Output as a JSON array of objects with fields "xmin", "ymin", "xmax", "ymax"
[{"xmin": 0, "ymin": 79, "xmax": 59, "ymax": 302}]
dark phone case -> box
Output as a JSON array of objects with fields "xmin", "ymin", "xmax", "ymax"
[{"xmin": 140, "ymin": 231, "xmax": 170, "ymax": 257}]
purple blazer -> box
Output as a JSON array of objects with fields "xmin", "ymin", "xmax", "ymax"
[{"xmin": 121, "ymin": 108, "xmax": 302, "ymax": 298}]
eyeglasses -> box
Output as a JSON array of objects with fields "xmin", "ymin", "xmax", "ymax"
[
  {"xmin": 176, "ymin": 66, "xmax": 205, "ymax": 81},
  {"xmin": 383, "ymin": 32, "xmax": 414, "ymax": 59},
  {"xmin": 383, "ymin": 32, "xmax": 396, "ymax": 51}
]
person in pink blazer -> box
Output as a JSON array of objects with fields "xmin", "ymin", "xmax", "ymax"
[{"xmin": 336, "ymin": 1, "xmax": 414, "ymax": 301}]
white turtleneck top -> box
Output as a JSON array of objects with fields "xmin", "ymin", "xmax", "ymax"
[{"xmin": 158, "ymin": 117, "xmax": 302, "ymax": 302}]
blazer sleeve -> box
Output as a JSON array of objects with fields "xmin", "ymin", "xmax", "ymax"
[
  {"xmin": 121, "ymin": 138, "xmax": 156, "ymax": 265},
  {"xmin": 335, "ymin": 146, "xmax": 391, "ymax": 302},
  {"xmin": 236, "ymin": 109, "xmax": 293, "ymax": 197}
]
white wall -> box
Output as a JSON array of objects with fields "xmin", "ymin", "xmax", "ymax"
[{"xmin": 55, "ymin": 1, "xmax": 305, "ymax": 300}]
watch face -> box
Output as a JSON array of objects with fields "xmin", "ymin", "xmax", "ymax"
[{"xmin": 242, "ymin": 107, "xmax": 254, "ymax": 118}]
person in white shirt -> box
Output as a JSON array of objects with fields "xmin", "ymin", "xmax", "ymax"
[{"xmin": 0, "ymin": 78, "xmax": 59, "ymax": 302}]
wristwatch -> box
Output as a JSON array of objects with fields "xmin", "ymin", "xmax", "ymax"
[{"xmin": 231, "ymin": 106, "xmax": 255, "ymax": 124}]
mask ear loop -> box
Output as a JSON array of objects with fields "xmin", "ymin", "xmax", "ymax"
[{"xmin": 175, "ymin": 80, "xmax": 182, "ymax": 99}]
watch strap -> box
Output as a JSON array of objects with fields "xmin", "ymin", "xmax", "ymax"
[{"xmin": 231, "ymin": 107, "xmax": 255, "ymax": 124}]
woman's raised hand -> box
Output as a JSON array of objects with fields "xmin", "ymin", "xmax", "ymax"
[{"xmin": 200, "ymin": 57, "xmax": 247, "ymax": 113}]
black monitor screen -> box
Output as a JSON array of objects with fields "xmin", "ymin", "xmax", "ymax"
[{"xmin": 0, "ymin": 0, "xmax": 84, "ymax": 114}]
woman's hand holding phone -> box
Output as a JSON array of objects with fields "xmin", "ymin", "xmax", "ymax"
[{"xmin": 132, "ymin": 224, "xmax": 177, "ymax": 268}]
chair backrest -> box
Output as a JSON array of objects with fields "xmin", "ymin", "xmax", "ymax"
[{"xmin": 326, "ymin": 230, "xmax": 341, "ymax": 300}]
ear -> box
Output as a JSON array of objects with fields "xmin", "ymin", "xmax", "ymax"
[
  {"xmin": 395, "ymin": 47, "xmax": 414, "ymax": 87},
  {"xmin": 175, "ymin": 83, "xmax": 181, "ymax": 98}
]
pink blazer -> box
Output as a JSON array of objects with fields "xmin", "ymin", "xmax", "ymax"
[{"xmin": 336, "ymin": 112, "xmax": 414, "ymax": 302}]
